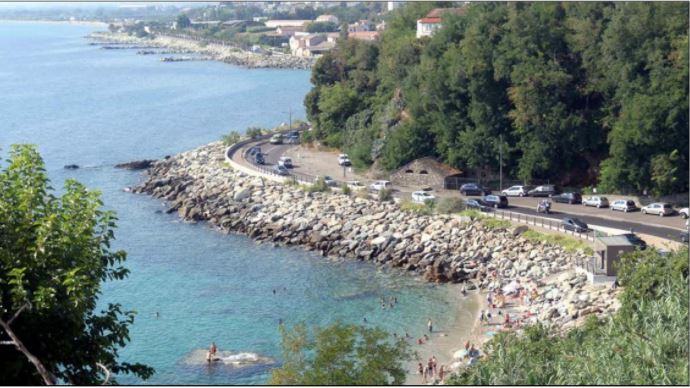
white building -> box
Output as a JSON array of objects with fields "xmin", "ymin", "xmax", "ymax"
[
  {"xmin": 315, "ymin": 14, "xmax": 339, "ymax": 24},
  {"xmin": 416, "ymin": 8, "xmax": 466, "ymax": 39},
  {"xmin": 265, "ymin": 19, "xmax": 312, "ymax": 28}
]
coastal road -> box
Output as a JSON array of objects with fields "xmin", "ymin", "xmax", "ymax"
[{"xmin": 235, "ymin": 138, "xmax": 688, "ymax": 243}]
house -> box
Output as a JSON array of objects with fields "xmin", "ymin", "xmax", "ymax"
[
  {"xmin": 265, "ymin": 19, "xmax": 312, "ymax": 28},
  {"xmin": 348, "ymin": 19, "xmax": 373, "ymax": 32},
  {"xmin": 315, "ymin": 14, "xmax": 339, "ymax": 24},
  {"xmin": 289, "ymin": 34, "xmax": 336, "ymax": 57},
  {"xmin": 275, "ymin": 25, "xmax": 306, "ymax": 37},
  {"xmin": 416, "ymin": 8, "xmax": 466, "ymax": 38},
  {"xmin": 348, "ymin": 31, "xmax": 380, "ymax": 42},
  {"xmin": 593, "ymin": 236, "xmax": 636, "ymax": 277},
  {"xmin": 190, "ymin": 20, "xmax": 221, "ymax": 29},
  {"xmin": 387, "ymin": 1, "xmax": 403, "ymax": 12},
  {"xmin": 390, "ymin": 157, "xmax": 463, "ymax": 190}
]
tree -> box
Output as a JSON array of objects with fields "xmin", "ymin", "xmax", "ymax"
[
  {"xmin": 306, "ymin": 21, "xmax": 338, "ymax": 33},
  {"xmin": 0, "ymin": 145, "xmax": 154, "ymax": 384},
  {"xmin": 176, "ymin": 14, "xmax": 191, "ymax": 29},
  {"xmin": 269, "ymin": 322, "xmax": 411, "ymax": 385}
]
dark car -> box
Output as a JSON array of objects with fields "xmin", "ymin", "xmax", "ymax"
[
  {"xmin": 528, "ymin": 185, "xmax": 558, "ymax": 197},
  {"xmin": 552, "ymin": 192, "xmax": 582, "ymax": 204},
  {"xmin": 482, "ymin": 195, "xmax": 509, "ymax": 208},
  {"xmin": 460, "ymin": 183, "xmax": 491, "ymax": 196},
  {"xmin": 247, "ymin": 146, "xmax": 261, "ymax": 156},
  {"xmin": 465, "ymin": 199, "xmax": 492, "ymax": 212},
  {"xmin": 253, "ymin": 152, "xmax": 265, "ymax": 165},
  {"xmin": 561, "ymin": 217, "xmax": 588, "ymax": 233},
  {"xmin": 620, "ymin": 233, "xmax": 647, "ymax": 250},
  {"xmin": 272, "ymin": 165, "xmax": 289, "ymax": 176}
]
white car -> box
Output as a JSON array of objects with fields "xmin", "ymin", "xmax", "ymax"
[
  {"xmin": 322, "ymin": 176, "xmax": 337, "ymax": 187},
  {"xmin": 641, "ymin": 202, "xmax": 674, "ymax": 217},
  {"xmin": 369, "ymin": 180, "xmax": 391, "ymax": 191},
  {"xmin": 278, "ymin": 156, "xmax": 293, "ymax": 168},
  {"xmin": 501, "ymin": 185, "xmax": 530, "ymax": 197},
  {"xmin": 582, "ymin": 196, "xmax": 609, "ymax": 208},
  {"xmin": 411, "ymin": 191, "xmax": 436, "ymax": 204},
  {"xmin": 610, "ymin": 199, "xmax": 637, "ymax": 212},
  {"xmin": 337, "ymin": 154, "xmax": 351, "ymax": 166},
  {"xmin": 679, "ymin": 208, "xmax": 689, "ymax": 219},
  {"xmin": 346, "ymin": 180, "xmax": 365, "ymax": 190}
]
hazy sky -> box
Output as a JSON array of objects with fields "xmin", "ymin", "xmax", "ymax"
[{"xmin": 0, "ymin": 2, "xmax": 214, "ymax": 9}]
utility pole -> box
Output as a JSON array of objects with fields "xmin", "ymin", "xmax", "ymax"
[
  {"xmin": 499, "ymin": 134, "xmax": 503, "ymax": 191},
  {"xmin": 289, "ymin": 107, "xmax": 292, "ymax": 131}
]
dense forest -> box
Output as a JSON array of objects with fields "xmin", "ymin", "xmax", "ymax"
[{"xmin": 304, "ymin": 2, "xmax": 689, "ymax": 195}]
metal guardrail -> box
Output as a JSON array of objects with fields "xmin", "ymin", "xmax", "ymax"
[{"xmin": 485, "ymin": 208, "xmax": 607, "ymax": 242}]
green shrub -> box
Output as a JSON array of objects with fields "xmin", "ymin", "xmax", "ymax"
[
  {"xmin": 355, "ymin": 188, "xmax": 370, "ymax": 200},
  {"xmin": 436, "ymin": 197, "xmax": 465, "ymax": 214},
  {"xmin": 221, "ymin": 130, "xmax": 242, "ymax": 146},
  {"xmin": 480, "ymin": 218, "xmax": 511, "ymax": 230},
  {"xmin": 458, "ymin": 209, "xmax": 484, "ymax": 220},
  {"xmin": 400, "ymin": 199, "xmax": 434, "ymax": 215},
  {"xmin": 378, "ymin": 188, "xmax": 393, "ymax": 202},
  {"xmin": 341, "ymin": 185, "xmax": 352, "ymax": 196},
  {"xmin": 305, "ymin": 177, "xmax": 331, "ymax": 193},
  {"xmin": 246, "ymin": 127, "xmax": 264, "ymax": 139},
  {"xmin": 521, "ymin": 229, "xmax": 594, "ymax": 254}
]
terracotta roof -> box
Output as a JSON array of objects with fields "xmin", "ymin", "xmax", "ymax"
[
  {"xmin": 419, "ymin": 7, "xmax": 466, "ymax": 24},
  {"xmin": 348, "ymin": 31, "xmax": 380, "ymax": 41}
]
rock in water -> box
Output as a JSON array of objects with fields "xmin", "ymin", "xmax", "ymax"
[
  {"xmin": 115, "ymin": 159, "xmax": 155, "ymax": 170},
  {"xmin": 64, "ymin": 164, "xmax": 79, "ymax": 169}
]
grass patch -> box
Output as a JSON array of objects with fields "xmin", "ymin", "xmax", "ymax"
[
  {"xmin": 436, "ymin": 197, "xmax": 465, "ymax": 214},
  {"xmin": 304, "ymin": 177, "xmax": 331, "ymax": 193},
  {"xmin": 521, "ymin": 229, "xmax": 594, "ymax": 254},
  {"xmin": 480, "ymin": 218, "xmax": 512, "ymax": 230},
  {"xmin": 458, "ymin": 209, "xmax": 485, "ymax": 220},
  {"xmin": 400, "ymin": 199, "xmax": 434, "ymax": 216}
]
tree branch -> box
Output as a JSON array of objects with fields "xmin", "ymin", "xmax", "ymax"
[
  {"xmin": 8, "ymin": 302, "xmax": 31, "ymax": 326},
  {"xmin": 96, "ymin": 362, "xmax": 112, "ymax": 385}
]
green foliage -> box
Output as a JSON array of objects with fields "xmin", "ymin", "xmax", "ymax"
[
  {"xmin": 399, "ymin": 199, "xmax": 434, "ymax": 216},
  {"xmin": 305, "ymin": 177, "xmax": 331, "ymax": 193},
  {"xmin": 304, "ymin": 2, "xmax": 689, "ymax": 195},
  {"xmin": 269, "ymin": 322, "xmax": 411, "ymax": 385},
  {"xmin": 245, "ymin": 127, "xmax": 264, "ymax": 139},
  {"xmin": 521, "ymin": 229, "xmax": 594, "ymax": 254},
  {"xmin": 377, "ymin": 188, "xmax": 393, "ymax": 202},
  {"xmin": 341, "ymin": 185, "xmax": 352, "ymax": 196},
  {"xmin": 306, "ymin": 21, "xmax": 339, "ymax": 33},
  {"xmin": 176, "ymin": 14, "xmax": 191, "ymax": 29},
  {"xmin": 0, "ymin": 145, "xmax": 153, "ymax": 384},
  {"xmin": 480, "ymin": 218, "xmax": 511, "ymax": 230},
  {"xmin": 221, "ymin": 130, "xmax": 242, "ymax": 146},
  {"xmin": 458, "ymin": 209, "xmax": 484, "ymax": 221},
  {"xmin": 448, "ymin": 248, "xmax": 689, "ymax": 385},
  {"xmin": 436, "ymin": 197, "xmax": 466, "ymax": 214}
]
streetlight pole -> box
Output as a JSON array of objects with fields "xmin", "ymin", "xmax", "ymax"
[{"xmin": 499, "ymin": 134, "xmax": 503, "ymax": 191}]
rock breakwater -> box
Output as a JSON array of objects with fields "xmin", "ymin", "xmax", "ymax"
[{"xmin": 132, "ymin": 142, "xmax": 620, "ymax": 329}]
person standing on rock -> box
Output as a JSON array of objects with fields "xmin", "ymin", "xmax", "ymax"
[{"xmin": 427, "ymin": 318, "xmax": 433, "ymax": 333}]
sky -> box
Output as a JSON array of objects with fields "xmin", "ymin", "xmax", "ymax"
[{"xmin": 0, "ymin": 2, "xmax": 215, "ymax": 9}]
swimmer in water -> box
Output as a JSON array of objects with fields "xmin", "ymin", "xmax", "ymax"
[
  {"xmin": 207, "ymin": 342, "xmax": 217, "ymax": 363},
  {"xmin": 272, "ymin": 289, "xmax": 276, "ymax": 295}
]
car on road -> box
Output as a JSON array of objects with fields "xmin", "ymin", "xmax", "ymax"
[
  {"xmin": 253, "ymin": 152, "xmax": 265, "ymax": 165},
  {"xmin": 322, "ymin": 176, "xmax": 337, "ymax": 187},
  {"xmin": 370, "ymin": 180, "xmax": 392, "ymax": 191},
  {"xmin": 464, "ymin": 199, "xmax": 492, "ymax": 212},
  {"xmin": 482, "ymin": 195, "xmax": 509, "ymax": 208},
  {"xmin": 610, "ymin": 199, "xmax": 637, "ymax": 213},
  {"xmin": 459, "ymin": 183, "xmax": 491, "ymax": 196},
  {"xmin": 412, "ymin": 191, "xmax": 436, "ymax": 204},
  {"xmin": 269, "ymin": 134, "xmax": 283, "ymax": 144},
  {"xmin": 620, "ymin": 233, "xmax": 647, "ymax": 250},
  {"xmin": 278, "ymin": 156, "xmax": 293, "ymax": 168},
  {"xmin": 337, "ymin": 154, "xmax": 352, "ymax": 166},
  {"xmin": 680, "ymin": 208, "xmax": 689, "ymax": 219},
  {"xmin": 272, "ymin": 165, "xmax": 289, "ymax": 176},
  {"xmin": 582, "ymin": 196, "xmax": 609, "ymax": 208},
  {"xmin": 561, "ymin": 217, "xmax": 588, "ymax": 233},
  {"xmin": 501, "ymin": 185, "xmax": 531, "ymax": 197},
  {"xmin": 641, "ymin": 202, "xmax": 674, "ymax": 217},
  {"xmin": 552, "ymin": 192, "xmax": 582, "ymax": 204},
  {"xmin": 248, "ymin": 146, "xmax": 261, "ymax": 156},
  {"xmin": 528, "ymin": 185, "xmax": 557, "ymax": 197},
  {"xmin": 346, "ymin": 180, "xmax": 365, "ymax": 190}
]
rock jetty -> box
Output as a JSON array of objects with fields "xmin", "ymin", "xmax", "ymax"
[
  {"xmin": 132, "ymin": 142, "xmax": 621, "ymax": 329},
  {"xmin": 88, "ymin": 32, "xmax": 315, "ymax": 70}
]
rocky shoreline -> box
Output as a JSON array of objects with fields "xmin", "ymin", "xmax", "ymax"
[
  {"xmin": 131, "ymin": 142, "xmax": 621, "ymax": 336},
  {"xmin": 88, "ymin": 31, "xmax": 315, "ymax": 70}
]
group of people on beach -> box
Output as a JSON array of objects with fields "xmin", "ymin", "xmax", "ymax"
[
  {"xmin": 418, "ymin": 356, "xmax": 445, "ymax": 384},
  {"xmin": 480, "ymin": 282, "xmax": 540, "ymax": 331}
]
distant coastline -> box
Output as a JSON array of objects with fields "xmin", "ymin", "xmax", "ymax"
[{"xmin": 0, "ymin": 19, "xmax": 107, "ymax": 27}]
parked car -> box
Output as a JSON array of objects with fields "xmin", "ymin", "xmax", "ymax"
[
  {"xmin": 272, "ymin": 165, "xmax": 289, "ymax": 176},
  {"xmin": 482, "ymin": 195, "xmax": 509, "ymax": 208},
  {"xmin": 528, "ymin": 185, "xmax": 557, "ymax": 197},
  {"xmin": 278, "ymin": 156, "xmax": 293, "ymax": 168},
  {"xmin": 610, "ymin": 199, "xmax": 637, "ymax": 213},
  {"xmin": 346, "ymin": 180, "xmax": 365, "ymax": 190},
  {"xmin": 253, "ymin": 152, "xmax": 265, "ymax": 165},
  {"xmin": 680, "ymin": 208, "xmax": 689, "ymax": 219},
  {"xmin": 552, "ymin": 192, "xmax": 582, "ymax": 204},
  {"xmin": 370, "ymin": 180, "xmax": 392, "ymax": 191},
  {"xmin": 269, "ymin": 134, "xmax": 283, "ymax": 144},
  {"xmin": 459, "ymin": 183, "xmax": 491, "ymax": 196},
  {"xmin": 412, "ymin": 191, "xmax": 436, "ymax": 204},
  {"xmin": 620, "ymin": 233, "xmax": 647, "ymax": 250},
  {"xmin": 464, "ymin": 199, "xmax": 492, "ymax": 212},
  {"xmin": 582, "ymin": 196, "xmax": 609, "ymax": 208},
  {"xmin": 285, "ymin": 134, "xmax": 300, "ymax": 144},
  {"xmin": 501, "ymin": 185, "xmax": 531, "ymax": 197},
  {"xmin": 338, "ymin": 154, "xmax": 352, "ymax": 166},
  {"xmin": 561, "ymin": 217, "xmax": 588, "ymax": 233},
  {"xmin": 322, "ymin": 176, "xmax": 337, "ymax": 187},
  {"xmin": 641, "ymin": 202, "xmax": 674, "ymax": 217}
]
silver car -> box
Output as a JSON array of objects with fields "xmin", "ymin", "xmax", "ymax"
[
  {"xmin": 582, "ymin": 196, "xmax": 609, "ymax": 208},
  {"xmin": 501, "ymin": 185, "xmax": 530, "ymax": 197},
  {"xmin": 610, "ymin": 199, "xmax": 637, "ymax": 213},
  {"xmin": 641, "ymin": 202, "xmax": 674, "ymax": 217}
]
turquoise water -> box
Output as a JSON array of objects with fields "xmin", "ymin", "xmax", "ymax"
[{"xmin": 0, "ymin": 21, "xmax": 473, "ymax": 384}]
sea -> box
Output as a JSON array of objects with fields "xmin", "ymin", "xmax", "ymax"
[{"xmin": 0, "ymin": 21, "xmax": 477, "ymax": 384}]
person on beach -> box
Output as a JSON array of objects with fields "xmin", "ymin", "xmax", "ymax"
[
  {"xmin": 418, "ymin": 362, "xmax": 424, "ymax": 376},
  {"xmin": 427, "ymin": 358, "xmax": 434, "ymax": 379},
  {"xmin": 464, "ymin": 340, "xmax": 470, "ymax": 351},
  {"xmin": 439, "ymin": 365, "xmax": 445, "ymax": 382},
  {"xmin": 424, "ymin": 334, "xmax": 429, "ymax": 341},
  {"xmin": 427, "ymin": 319, "xmax": 433, "ymax": 333},
  {"xmin": 417, "ymin": 337, "xmax": 424, "ymax": 345},
  {"xmin": 431, "ymin": 355, "xmax": 437, "ymax": 377},
  {"xmin": 207, "ymin": 342, "xmax": 217, "ymax": 363},
  {"xmin": 479, "ymin": 309, "xmax": 486, "ymax": 322}
]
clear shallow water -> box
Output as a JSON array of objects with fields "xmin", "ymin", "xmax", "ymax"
[{"xmin": 0, "ymin": 21, "xmax": 475, "ymax": 384}]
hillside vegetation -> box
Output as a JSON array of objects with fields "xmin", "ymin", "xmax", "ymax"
[{"xmin": 305, "ymin": 2, "xmax": 689, "ymax": 195}]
